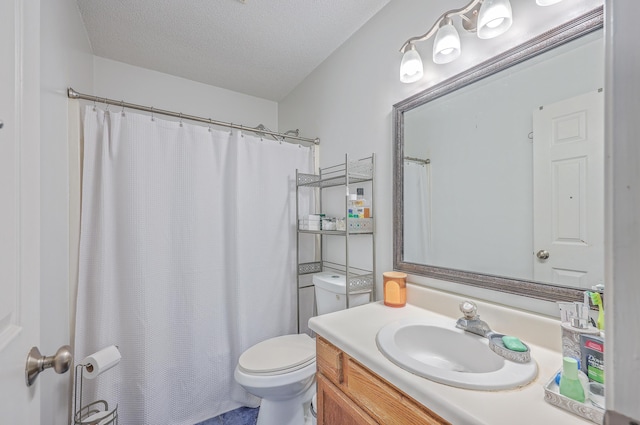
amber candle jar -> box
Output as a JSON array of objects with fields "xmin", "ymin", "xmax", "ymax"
[{"xmin": 383, "ymin": 271, "xmax": 407, "ymax": 307}]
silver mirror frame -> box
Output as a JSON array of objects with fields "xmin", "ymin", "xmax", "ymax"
[{"xmin": 393, "ymin": 7, "xmax": 603, "ymax": 303}]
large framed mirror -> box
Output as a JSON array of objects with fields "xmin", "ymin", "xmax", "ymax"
[{"xmin": 393, "ymin": 7, "xmax": 603, "ymax": 302}]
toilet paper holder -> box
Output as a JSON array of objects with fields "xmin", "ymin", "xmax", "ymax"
[
  {"xmin": 74, "ymin": 363, "xmax": 119, "ymax": 425},
  {"xmin": 73, "ymin": 347, "xmax": 120, "ymax": 425}
]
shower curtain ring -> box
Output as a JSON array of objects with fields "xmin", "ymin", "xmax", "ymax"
[
  {"xmin": 92, "ymin": 96, "xmax": 97, "ymax": 111},
  {"xmin": 208, "ymin": 118, "xmax": 212, "ymax": 132},
  {"xmin": 120, "ymin": 100, "xmax": 125, "ymax": 116},
  {"xmin": 150, "ymin": 107, "xmax": 155, "ymax": 121},
  {"xmin": 179, "ymin": 113, "xmax": 183, "ymax": 127},
  {"xmin": 229, "ymin": 123, "xmax": 233, "ymax": 135}
]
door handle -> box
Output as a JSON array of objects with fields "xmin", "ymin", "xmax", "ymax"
[
  {"xmin": 25, "ymin": 345, "xmax": 73, "ymax": 387},
  {"xmin": 536, "ymin": 250, "xmax": 550, "ymax": 260}
]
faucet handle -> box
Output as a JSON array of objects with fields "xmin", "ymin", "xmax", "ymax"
[{"xmin": 459, "ymin": 300, "xmax": 478, "ymax": 319}]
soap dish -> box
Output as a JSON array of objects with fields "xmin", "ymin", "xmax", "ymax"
[
  {"xmin": 488, "ymin": 333, "xmax": 531, "ymax": 363},
  {"xmin": 543, "ymin": 369, "xmax": 604, "ymax": 424}
]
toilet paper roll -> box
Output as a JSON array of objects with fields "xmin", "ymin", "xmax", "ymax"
[{"xmin": 81, "ymin": 345, "xmax": 121, "ymax": 379}]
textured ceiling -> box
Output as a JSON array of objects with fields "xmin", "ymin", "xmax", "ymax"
[{"xmin": 76, "ymin": 0, "xmax": 391, "ymax": 101}]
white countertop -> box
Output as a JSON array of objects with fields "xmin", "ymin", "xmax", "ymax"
[{"xmin": 308, "ymin": 284, "xmax": 593, "ymax": 425}]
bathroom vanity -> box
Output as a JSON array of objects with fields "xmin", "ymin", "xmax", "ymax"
[
  {"xmin": 316, "ymin": 336, "xmax": 449, "ymax": 424},
  {"xmin": 309, "ymin": 283, "xmax": 595, "ymax": 425}
]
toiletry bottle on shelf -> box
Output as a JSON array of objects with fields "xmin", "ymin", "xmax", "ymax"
[
  {"xmin": 355, "ymin": 187, "xmax": 370, "ymax": 218},
  {"xmin": 356, "ymin": 187, "xmax": 364, "ymax": 203},
  {"xmin": 559, "ymin": 357, "xmax": 586, "ymax": 402},
  {"xmin": 348, "ymin": 194, "xmax": 358, "ymax": 218}
]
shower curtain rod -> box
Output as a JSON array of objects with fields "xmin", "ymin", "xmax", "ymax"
[
  {"xmin": 67, "ymin": 87, "xmax": 320, "ymax": 145},
  {"xmin": 404, "ymin": 156, "xmax": 430, "ymax": 164}
]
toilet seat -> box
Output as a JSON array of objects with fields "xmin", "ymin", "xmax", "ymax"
[{"xmin": 238, "ymin": 334, "xmax": 315, "ymax": 375}]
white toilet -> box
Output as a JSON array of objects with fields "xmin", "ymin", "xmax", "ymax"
[
  {"xmin": 312, "ymin": 271, "xmax": 370, "ymax": 315},
  {"xmin": 234, "ymin": 271, "xmax": 369, "ymax": 425}
]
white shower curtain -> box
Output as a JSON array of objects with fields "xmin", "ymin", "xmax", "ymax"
[
  {"xmin": 403, "ymin": 160, "xmax": 431, "ymax": 264},
  {"xmin": 74, "ymin": 106, "xmax": 314, "ymax": 425}
]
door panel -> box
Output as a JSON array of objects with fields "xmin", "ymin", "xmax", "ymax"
[
  {"xmin": 0, "ymin": 0, "xmax": 41, "ymax": 423},
  {"xmin": 0, "ymin": 0, "xmax": 19, "ymax": 351},
  {"xmin": 533, "ymin": 90, "xmax": 604, "ymax": 288}
]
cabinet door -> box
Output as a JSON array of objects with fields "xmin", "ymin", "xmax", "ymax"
[
  {"xmin": 345, "ymin": 358, "xmax": 450, "ymax": 425},
  {"xmin": 317, "ymin": 374, "xmax": 377, "ymax": 425}
]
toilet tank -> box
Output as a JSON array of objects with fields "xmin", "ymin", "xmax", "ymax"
[{"xmin": 312, "ymin": 272, "xmax": 369, "ymax": 315}]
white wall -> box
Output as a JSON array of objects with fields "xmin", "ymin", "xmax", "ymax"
[
  {"xmin": 93, "ymin": 57, "xmax": 278, "ymax": 131},
  {"xmin": 40, "ymin": 1, "xmax": 93, "ymax": 424},
  {"xmin": 606, "ymin": 1, "xmax": 640, "ymax": 421},
  {"xmin": 279, "ymin": 0, "xmax": 603, "ymax": 316},
  {"xmin": 282, "ymin": 0, "xmax": 640, "ymax": 419}
]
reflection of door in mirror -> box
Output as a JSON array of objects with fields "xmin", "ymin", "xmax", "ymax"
[
  {"xmin": 403, "ymin": 158, "xmax": 431, "ymax": 264},
  {"xmin": 399, "ymin": 28, "xmax": 604, "ymax": 288},
  {"xmin": 533, "ymin": 90, "xmax": 604, "ymax": 289}
]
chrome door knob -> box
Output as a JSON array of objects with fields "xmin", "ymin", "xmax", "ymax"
[
  {"xmin": 25, "ymin": 345, "xmax": 73, "ymax": 386},
  {"xmin": 536, "ymin": 250, "xmax": 550, "ymax": 260}
]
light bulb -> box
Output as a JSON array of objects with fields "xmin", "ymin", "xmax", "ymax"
[
  {"xmin": 477, "ymin": 0, "xmax": 513, "ymax": 39},
  {"xmin": 433, "ymin": 19, "xmax": 461, "ymax": 64},
  {"xmin": 400, "ymin": 45, "xmax": 424, "ymax": 83},
  {"xmin": 536, "ymin": 0, "xmax": 562, "ymax": 5},
  {"xmin": 485, "ymin": 17, "xmax": 504, "ymax": 28}
]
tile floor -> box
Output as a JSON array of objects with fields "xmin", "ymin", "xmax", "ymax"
[{"xmin": 196, "ymin": 407, "xmax": 259, "ymax": 425}]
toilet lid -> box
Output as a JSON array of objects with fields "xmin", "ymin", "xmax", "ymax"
[{"xmin": 238, "ymin": 334, "xmax": 315, "ymax": 374}]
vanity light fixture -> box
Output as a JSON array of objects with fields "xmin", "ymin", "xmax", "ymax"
[
  {"xmin": 399, "ymin": 0, "xmax": 512, "ymax": 84},
  {"xmin": 400, "ymin": 0, "xmax": 561, "ymax": 83}
]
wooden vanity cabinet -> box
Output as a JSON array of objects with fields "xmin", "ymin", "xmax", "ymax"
[
  {"xmin": 317, "ymin": 374, "xmax": 378, "ymax": 425},
  {"xmin": 315, "ymin": 336, "xmax": 451, "ymax": 425}
]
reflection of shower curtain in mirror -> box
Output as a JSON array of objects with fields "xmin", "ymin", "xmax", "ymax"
[
  {"xmin": 404, "ymin": 160, "xmax": 431, "ymax": 264},
  {"xmin": 74, "ymin": 106, "xmax": 314, "ymax": 425}
]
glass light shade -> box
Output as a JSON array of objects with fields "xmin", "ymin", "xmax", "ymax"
[
  {"xmin": 433, "ymin": 22, "xmax": 461, "ymax": 64},
  {"xmin": 400, "ymin": 46, "xmax": 424, "ymax": 83},
  {"xmin": 536, "ymin": 0, "xmax": 562, "ymax": 5},
  {"xmin": 477, "ymin": 0, "xmax": 513, "ymax": 39}
]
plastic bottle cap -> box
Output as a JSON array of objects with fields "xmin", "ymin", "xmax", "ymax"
[{"xmin": 563, "ymin": 357, "xmax": 579, "ymax": 380}]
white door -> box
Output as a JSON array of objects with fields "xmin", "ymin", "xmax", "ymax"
[
  {"xmin": 0, "ymin": 0, "xmax": 41, "ymax": 423},
  {"xmin": 532, "ymin": 90, "xmax": 604, "ymax": 288}
]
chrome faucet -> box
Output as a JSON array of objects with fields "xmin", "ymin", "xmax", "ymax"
[{"xmin": 456, "ymin": 300, "xmax": 492, "ymax": 337}]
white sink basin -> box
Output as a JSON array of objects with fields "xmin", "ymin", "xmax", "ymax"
[{"xmin": 376, "ymin": 318, "xmax": 538, "ymax": 390}]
